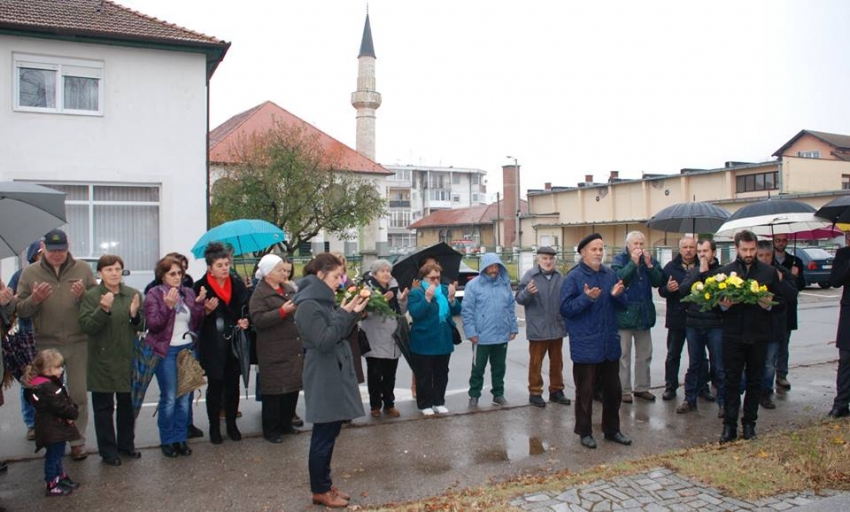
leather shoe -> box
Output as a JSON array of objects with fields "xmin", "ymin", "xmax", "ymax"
[
  {"xmin": 265, "ymin": 435, "xmax": 283, "ymax": 444},
  {"xmin": 743, "ymin": 424, "xmax": 757, "ymax": 440},
  {"xmin": 187, "ymin": 424, "xmax": 204, "ymax": 439},
  {"xmin": 604, "ymin": 432, "xmax": 632, "ymax": 445},
  {"xmin": 760, "ymin": 394, "xmax": 776, "ymax": 410},
  {"xmin": 776, "ymin": 377, "xmax": 791, "ymax": 389},
  {"xmin": 226, "ymin": 423, "xmax": 242, "ymax": 441},
  {"xmin": 633, "ymin": 391, "xmax": 656, "ymax": 402},
  {"xmin": 281, "ymin": 426, "xmax": 300, "ymax": 435},
  {"xmin": 119, "ymin": 449, "xmax": 142, "ymax": 459},
  {"xmin": 676, "ymin": 401, "xmax": 696, "ymax": 414},
  {"xmin": 662, "ymin": 388, "xmax": 677, "ymax": 401},
  {"xmin": 312, "ymin": 490, "xmax": 348, "ymax": 508},
  {"xmin": 717, "ymin": 406, "xmax": 725, "ymax": 419},
  {"xmin": 70, "ymin": 445, "xmax": 88, "ymax": 461},
  {"xmin": 699, "ymin": 389, "xmax": 716, "ymax": 402},
  {"xmin": 209, "ymin": 426, "xmax": 223, "ymax": 445},
  {"xmin": 160, "ymin": 444, "xmax": 178, "ymax": 458},
  {"xmin": 549, "ymin": 391, "xmax": 571, "ymax": 405},
  {"xmin": 291, "ymin": 414, "xmax": 304, "ymax": 427},
  {"xmin": 828, "ymin": 407, "xmax": 850, "ymax": 419},
  {"xmin": 101, "ymin": 456, "xmax": 121, "ymax": 466},
  {"xmin": 720, "ymin": 425, "xmax": 737, "ymax": 443},
  {"xmin": 331, "ymin": 486, "xmax": 351, "ymax": 500},
  {"xmin": 580, "ymin": 435, "xmax": 597, "ymax": 449},
  {"xmin": 529, "ymin": 395, "xmax": 546, "ymax": 408},
  {"xmin": 174, "ymin": 442, "xmax": 192, "ymax": 456}
]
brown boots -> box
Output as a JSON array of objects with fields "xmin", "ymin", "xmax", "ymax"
[{"xmin": 311, "ymin": 488, "xmax": 349, "ymax": 508}]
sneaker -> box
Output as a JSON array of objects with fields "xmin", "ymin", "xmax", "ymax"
[
  {"xmin": 492, "ymin": 396, "xmax": 508, "ymax": 406},
  {"xmin": 46, "ymin": 477, "xmax": 73, "ymax": 497},
  {"xmin": 676, "ymin": 401, "xmax": 696, "ymax": 414},
  {"xmin": 26, "ymin": 427, "xmax": 36, "ymax": 441},
  {"xmin": 291, "ymin": 414, "xmax": 304, "ymax": 427},
  {"xmin": 529, "ymin": 395, "xmax": 546, "ymax": 408},
  {"xmin": 549, "ymin": 391, "xmax": 571, "ymax": 405},
  {"xmin": 468, "ymin": 397, "xmax": 479, "ymax": 408},
  {"xmin": 58, "ymin": 473, "xmax": 80, "ymax": 489},
  {"xmin": 434, "ymin": 405, "xmax": 449, "ymax": 414},
  {"xmin": 420, "ymin": 407, "xmax": 435, "ymax": 416},
  {"xmin": 621, "ymin": 393, "xmax": 633, "ymax": 403},
  {"xmin": 776, "ymin": 377, "xmax": 791, "ymax": 390}
]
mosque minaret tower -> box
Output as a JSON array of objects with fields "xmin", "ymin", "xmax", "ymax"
[{"xmin": 351, "ymin": 11, "xmax": 381, "ymax": 161}]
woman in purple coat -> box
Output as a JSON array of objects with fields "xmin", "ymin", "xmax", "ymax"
[{"xmin": 144, "ymin": 256, "xmax": 206, "ymax": 458}]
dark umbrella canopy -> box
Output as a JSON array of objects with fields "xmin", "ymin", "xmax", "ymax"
[
  {"xmin": 727, "ymin": 199, "xmax": 816, "ymax": 220},
  {"xmin": 814, "ymin": 195, "xmax": 850, "ymax": 224},
  {"xmin": 0, "ymin": 182, "xmax": 66, "ymax": 259},
  {"xmin": 391, "ymin": 242, "xmax": 463, "ymax": 291},
  {"xmin": 646, "ymin": 202, "xmax": 730, "ymax": 233}
]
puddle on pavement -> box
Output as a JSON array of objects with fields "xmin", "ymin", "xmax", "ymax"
[
  {"xmin": 473, "ymin": 436, "xmax": 551, "ymax": 463},
  {"xmin": 630, "ymin": 409, "xmax": 672, "ymax": 431}
]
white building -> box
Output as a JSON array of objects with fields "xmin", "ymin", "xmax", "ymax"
[
  {"xmin": 383, "ymin": 164, "xmax": 488, "ymax": 253},
  {"xmin": 0, "ymin": 0, "xmax": 229, "ymax": 281}
]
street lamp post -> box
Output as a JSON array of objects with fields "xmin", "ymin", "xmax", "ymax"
[{"xmin": 506, "ymin": 155, "xmax": 520, "ymax": 249}]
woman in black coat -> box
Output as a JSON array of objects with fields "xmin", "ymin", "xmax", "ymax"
[
  {"xmin": 194, "ymin": 242, "xmax": 251, "ymax": 444},
  {"xmin": 829, "ymin": 245, "xmax": 850, "ymax": 418}
]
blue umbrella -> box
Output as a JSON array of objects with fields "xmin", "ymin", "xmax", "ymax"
[{"xmin": 191, "ymin": 219, "xmax": 285, "ymax": 259}]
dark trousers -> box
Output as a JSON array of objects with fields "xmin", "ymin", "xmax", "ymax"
[
  {"xmin": 411, "ymin": 352, "xmax": 451, "ymax": 410},
  {"xmin": 309, "ymin": 421, "xmax": 343, "ymax": 494},
  {"xmin": 262, "ymin": 391, "xmax": 298, "ymax": 438},
  {"xmin": 834, "ymin": 348, "xmax": 850, "ymax": 410},
  {"xmin": 777, "ymin": 330, "xmax": 792, "ymax": 379},
  {"xmin": 664, "ymin": 328, "xmax": 687, "ymax": 390},
  {"xmin": 684, "ymin": 327, "xmax": 725, "ymax": 406},
  {"xmin": 723, "ymin": 339, "xmax": 768, "ymax": 427},
  {"xmin": 366, "ymin": 357, "xmax": 399, "ymax": 410},
  {"xmin": 91, "ymin": 391, "xmax": 135, "ymax": 459},
  {"xmin": 44, "ymin": 441, "xmax": 66, "ymax": 483},
  {"xmin": 528, "ymin": 338, "xmax": 565, "ymax": 395},
  {"xmin": 468, "ymin": 343, "xmax": 508, "ymax": 398},
  {"xmin": 206, "ymin": 356, "xmax": 241, "ymax": 426},
  {"xmin": 573, "ymin": 360, "xmax": 621, "ymax": 437}
]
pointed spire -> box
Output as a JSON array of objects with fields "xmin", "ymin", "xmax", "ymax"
[{"xmin": 358, "ymin": 12, "xmax": 376, "ymax": 58}]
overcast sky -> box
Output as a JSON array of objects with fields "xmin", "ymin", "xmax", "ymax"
[{"xmin": 121, "ymin": 0, "xmax": 850, "ymax": 201}]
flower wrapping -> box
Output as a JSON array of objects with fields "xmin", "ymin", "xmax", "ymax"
[
  {"xmin": 681, "ymin": 271, "xmax": 776, "ymax": 312},
  {"xmin": 335, "ymin": 280, "xmax": 396, "ymax": 317}
]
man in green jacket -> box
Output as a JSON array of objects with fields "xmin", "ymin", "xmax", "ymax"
[{"xmin": 16, "ymin": 229, "xmax": 97, "ymax": 460}]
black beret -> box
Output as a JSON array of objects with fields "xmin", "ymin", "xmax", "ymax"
[{"xmin": 577, "ymin": 233, "xmax": 603, "ymax": 253}]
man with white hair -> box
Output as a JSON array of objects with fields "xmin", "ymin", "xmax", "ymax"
[{"xmin": 612, "ymin": 231, "xmax": 664, "ymax": 403}]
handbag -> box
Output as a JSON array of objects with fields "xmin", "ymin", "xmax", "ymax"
[
  {"xmin": 177, "ymin": 348, "xmax": 206, "ymax": 398},
  {"xmin": 358, "ymin": 329, "xmax": 372, "ymax": 355},
  {"xmin": 450, "ymin": 324, "xmax": 463, "ymax": 345},
  {"xmin": 2, "ymin": 323, "xmax": 37, "ymax": 382}
]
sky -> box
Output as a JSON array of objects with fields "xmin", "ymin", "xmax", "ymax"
[{"xmin": 120, "ymin": 0, "xmax": 850, "ymax": 201}]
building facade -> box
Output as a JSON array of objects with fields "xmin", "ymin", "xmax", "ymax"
[{"xmin": 0, "ymin": 0, "xmax": 229, "ymax": 280}]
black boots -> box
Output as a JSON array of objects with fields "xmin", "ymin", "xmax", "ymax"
[
  {"xmin": 209, "ymin": 423, "xmax": 223, "ymax": 445},
  {"xmin": 720, "ymin": 425, "xmax": 737, "ymax": 443},
  {"xmin": 226, "ymin": 420, "xmax": 242, "ymax": 441}
]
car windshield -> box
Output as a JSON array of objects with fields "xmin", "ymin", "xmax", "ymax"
[{"xmin": 801, "ymin": 248, "xmax": 833, "ymax": 260}]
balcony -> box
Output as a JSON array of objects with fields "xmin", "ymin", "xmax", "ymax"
[{"xmin": 389, "ymin": 200, "xmax": 411, "ymax": 208}]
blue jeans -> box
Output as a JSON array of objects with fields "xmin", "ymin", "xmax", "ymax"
[
  {"xmin": 763, "ymin": 339, "xmax": 781, "ymax": 395},
  {"xmin": 155, "ymin": 345, "xmax": 191, "ymax": 444},
  {"xmin": 21, "ymin": 386, "xmax": 35, "ymax": 429},
  {"xmin": 684, "ymin": 327, "xmax": 725, "ymax": 406},
  {"xmin": 44, "ymin": 442, "xmax": 66, "ymax": 482},
  {"xmin": 777, "ymin": 330, "xmax": 792, "ymax": 379},
  {"xmin": 309, "ymin": 421, "xmax": 343, "ymax": 493}
]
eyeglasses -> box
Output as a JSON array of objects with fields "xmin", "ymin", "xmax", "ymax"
[
  {"xmin": 424, "ymin": 275, "xmax": 441, "ymax": 281},
  {"xmin": 166, "ymin": 270, "xmax": 184, "ymax": 276}
]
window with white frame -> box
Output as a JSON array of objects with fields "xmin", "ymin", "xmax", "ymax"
[
  {"xmin": 470, "ymin": 173, "xmax": 480, "ymax": 185},
  {"xmin": 452, "ymin": 194, "xmax": 461, "ymax": 203},
  {"xmin": 388, "ymin": 169, "xmax": 411, "ymax": 181},
  {"xmin": 14, "ymin": 54, "xmax": 104, "ymax": 115},
  {"xmin": 389, "ymin": 209, "xmax": 411, "ymax": 228},
  {"xmin": 797, "ymin": 150, "xmax": 820, "ymax": 159},
  {"xmin": 452, "ymin": 173, "xmax": 461, "ymax": 185},
  {"xmin": 39, "ymin": 183, "xmax": 160, "ymax": 270}
]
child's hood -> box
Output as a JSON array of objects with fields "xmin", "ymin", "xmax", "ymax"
[{"xmin": 29, "ymin": 375, "xmax": 51, "ymax": 387}]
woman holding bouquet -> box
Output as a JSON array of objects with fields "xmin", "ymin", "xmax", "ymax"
[{"xmin": 361, "ymin": 259, "xmax": 408, "ymax": 418}]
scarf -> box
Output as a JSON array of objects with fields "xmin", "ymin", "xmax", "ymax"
[
  {"xmin": 206, "ymin": 272, "xmax": 232, "ymax": 305},
  {"xmin": 367, "ymin": 275, "xmax": 401, "ymax": 314},
  {"xmin": 422, "ymin": 280, "xmax": 449, "ymax": 322},
  {"xmin": 156, "ymin": 284, "xmax": 188, "ymax": 314}
]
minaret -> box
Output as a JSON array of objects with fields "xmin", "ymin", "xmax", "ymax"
[{"xmin": 351, "ymin": 12, "xmax": 381, "ymax": 161}]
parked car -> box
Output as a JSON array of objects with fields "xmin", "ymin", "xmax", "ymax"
[
  {"xmin": 788, "ymin": 247, "xmax": 834, "ymax": 289},
  {"xmin": 454, "ymin": 261, "xmax": 480, "ymax": 302}
]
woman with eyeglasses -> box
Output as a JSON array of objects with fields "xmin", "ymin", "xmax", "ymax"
[
  {"xmin": 144, "ymin": 256, "xmax": 206, "ymax": 457},
  {"xmin": 408, "ymin": 262, "xmax": 461, "ymax": 416}
]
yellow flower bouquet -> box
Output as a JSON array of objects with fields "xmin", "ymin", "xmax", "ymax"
[{"xmin": 681, "ymin": 271, "xmax": 775, "ymax": 312}]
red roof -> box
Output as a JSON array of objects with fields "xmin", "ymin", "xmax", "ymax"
[
  {"xmin": 410, "ymin": 199, "xmax": 528, "ymax": 229},
  {"xmin": 0, "ymin": 0, "xmax": 229, "ymax": 76},
  {"xmin": 209, "ymin": 101, "xmax": 391, "ymax": 175}
]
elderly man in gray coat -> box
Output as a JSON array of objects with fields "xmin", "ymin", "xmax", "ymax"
[{"xmin": 516, "ymin": 246, "xmax": 571, "ymax": 407}]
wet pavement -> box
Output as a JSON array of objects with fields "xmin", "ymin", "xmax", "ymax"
[{"xmin": 0, "ymin": 288, "xmax": 843, "ymax": 510}]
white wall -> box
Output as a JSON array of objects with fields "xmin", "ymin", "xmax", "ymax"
[{"xmin": 0, "ymin": 35, "xmax": 210, "ymax": 280}]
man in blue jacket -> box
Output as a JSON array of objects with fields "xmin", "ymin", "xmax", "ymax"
[
  {"xmin": 462, "ymin": 253, "xmax": 518, "ymax": 407},
  {"xmin": 612, "ymin": 231, "xmax": 664, "ymax": 403},
  {"xmin": 561, "ymin": 233, "xmax": 630, "ymax": 449}
]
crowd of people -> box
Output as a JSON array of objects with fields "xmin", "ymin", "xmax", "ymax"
[{"xmin": 0, "ymin": 225, "xmax": 847, "ymax": 508}]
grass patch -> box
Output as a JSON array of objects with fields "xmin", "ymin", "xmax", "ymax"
[{"xmin": 365, "ymin": 420, "xmax": 850, "ymax": 511}]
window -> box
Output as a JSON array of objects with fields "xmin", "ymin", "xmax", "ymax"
[
  {"xmin": 736, "ymin": 171, "xmax": 779, "ymax": 193},
  {"xmin": 389, "ymin": 209, "xmax": 411, "ymax": 228},
  {"xmin": 472, "ymin": 193, "xmax": 480, "ymax": 202},
  {"xmin": 797, "ymin": 151, "xmax": 820, "ymax": 159},
  {"xmin": 39, "ymin": 183, "xmax": 159, "ymax": 270},
  {"xmin": 452, "ymin": 194, "xmax": 461, "ymax": 203},
  {"xmin": 14, "ymin": 54, "xmax": 104, "ymax": 115},
  {"xmin": 452, "ymin": 173, "xmax": 461, "ymax": 185},
  {"xmin": 429, "ymin": 189, "xmax": 451, "ymax": 201},
  {"xmin": 843, "ymin": 175, "xmax": 850, "ymax": 190},
  {"xmin": 470, "ymin": 174, "xmax": 480, "ymax": 185},
  {"xmin": 388, "ymin": 169, "xmax": 411, "ymax": 181}
]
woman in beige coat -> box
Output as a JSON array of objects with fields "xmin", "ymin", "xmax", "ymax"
[{"xmin": 249, "ymin": 254, "xmax": 302, "ymax": 443}]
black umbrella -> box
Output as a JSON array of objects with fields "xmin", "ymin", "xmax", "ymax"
[
  {"xmin": 0, "ymin": 182, "xmax": 67, "ymax": 258},
  {"xmin": 727, "ymin": 199, "xmax": 815, "ymax": 220},
  {"xmin": 646, "ymin": 201, "xmax": 730, "ymax": 234},
  {"xmin": 814, "ymin": 195, "xmax": 850, "ymax": 224},
  {"xmin": 391, "ymin": 242, "xmax": 463, "ymax": 290}
]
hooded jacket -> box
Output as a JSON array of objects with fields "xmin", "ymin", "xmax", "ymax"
[
  {"xmin": 560, "ymin": 262, "xmax": 627, "ymax": 364},
  {"xmin": 515, "ymin": 265, "xmax": 567, "ymax": 341},
  {"xmin": 15, "ymin": 254, "xmax": 97, "ymax": 346},
  {"xmin": 25, "ymin": 375, "xmax": 81, "ymax": 451},
  {"xmin": 611, "ymin": 249, "xmax": 664, "ymax": 330},
  {"xmin": 460, "ymin": 253, "xmax": 518, "ymax": 345},
  {"xmin": 293, "ymin": 274, "xmax": 364, "ymax": 424}
]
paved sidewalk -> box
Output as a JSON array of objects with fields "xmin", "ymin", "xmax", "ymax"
[{"xmin": 511, "ymin": 467, "xmax": 846, "ymax": 512}]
